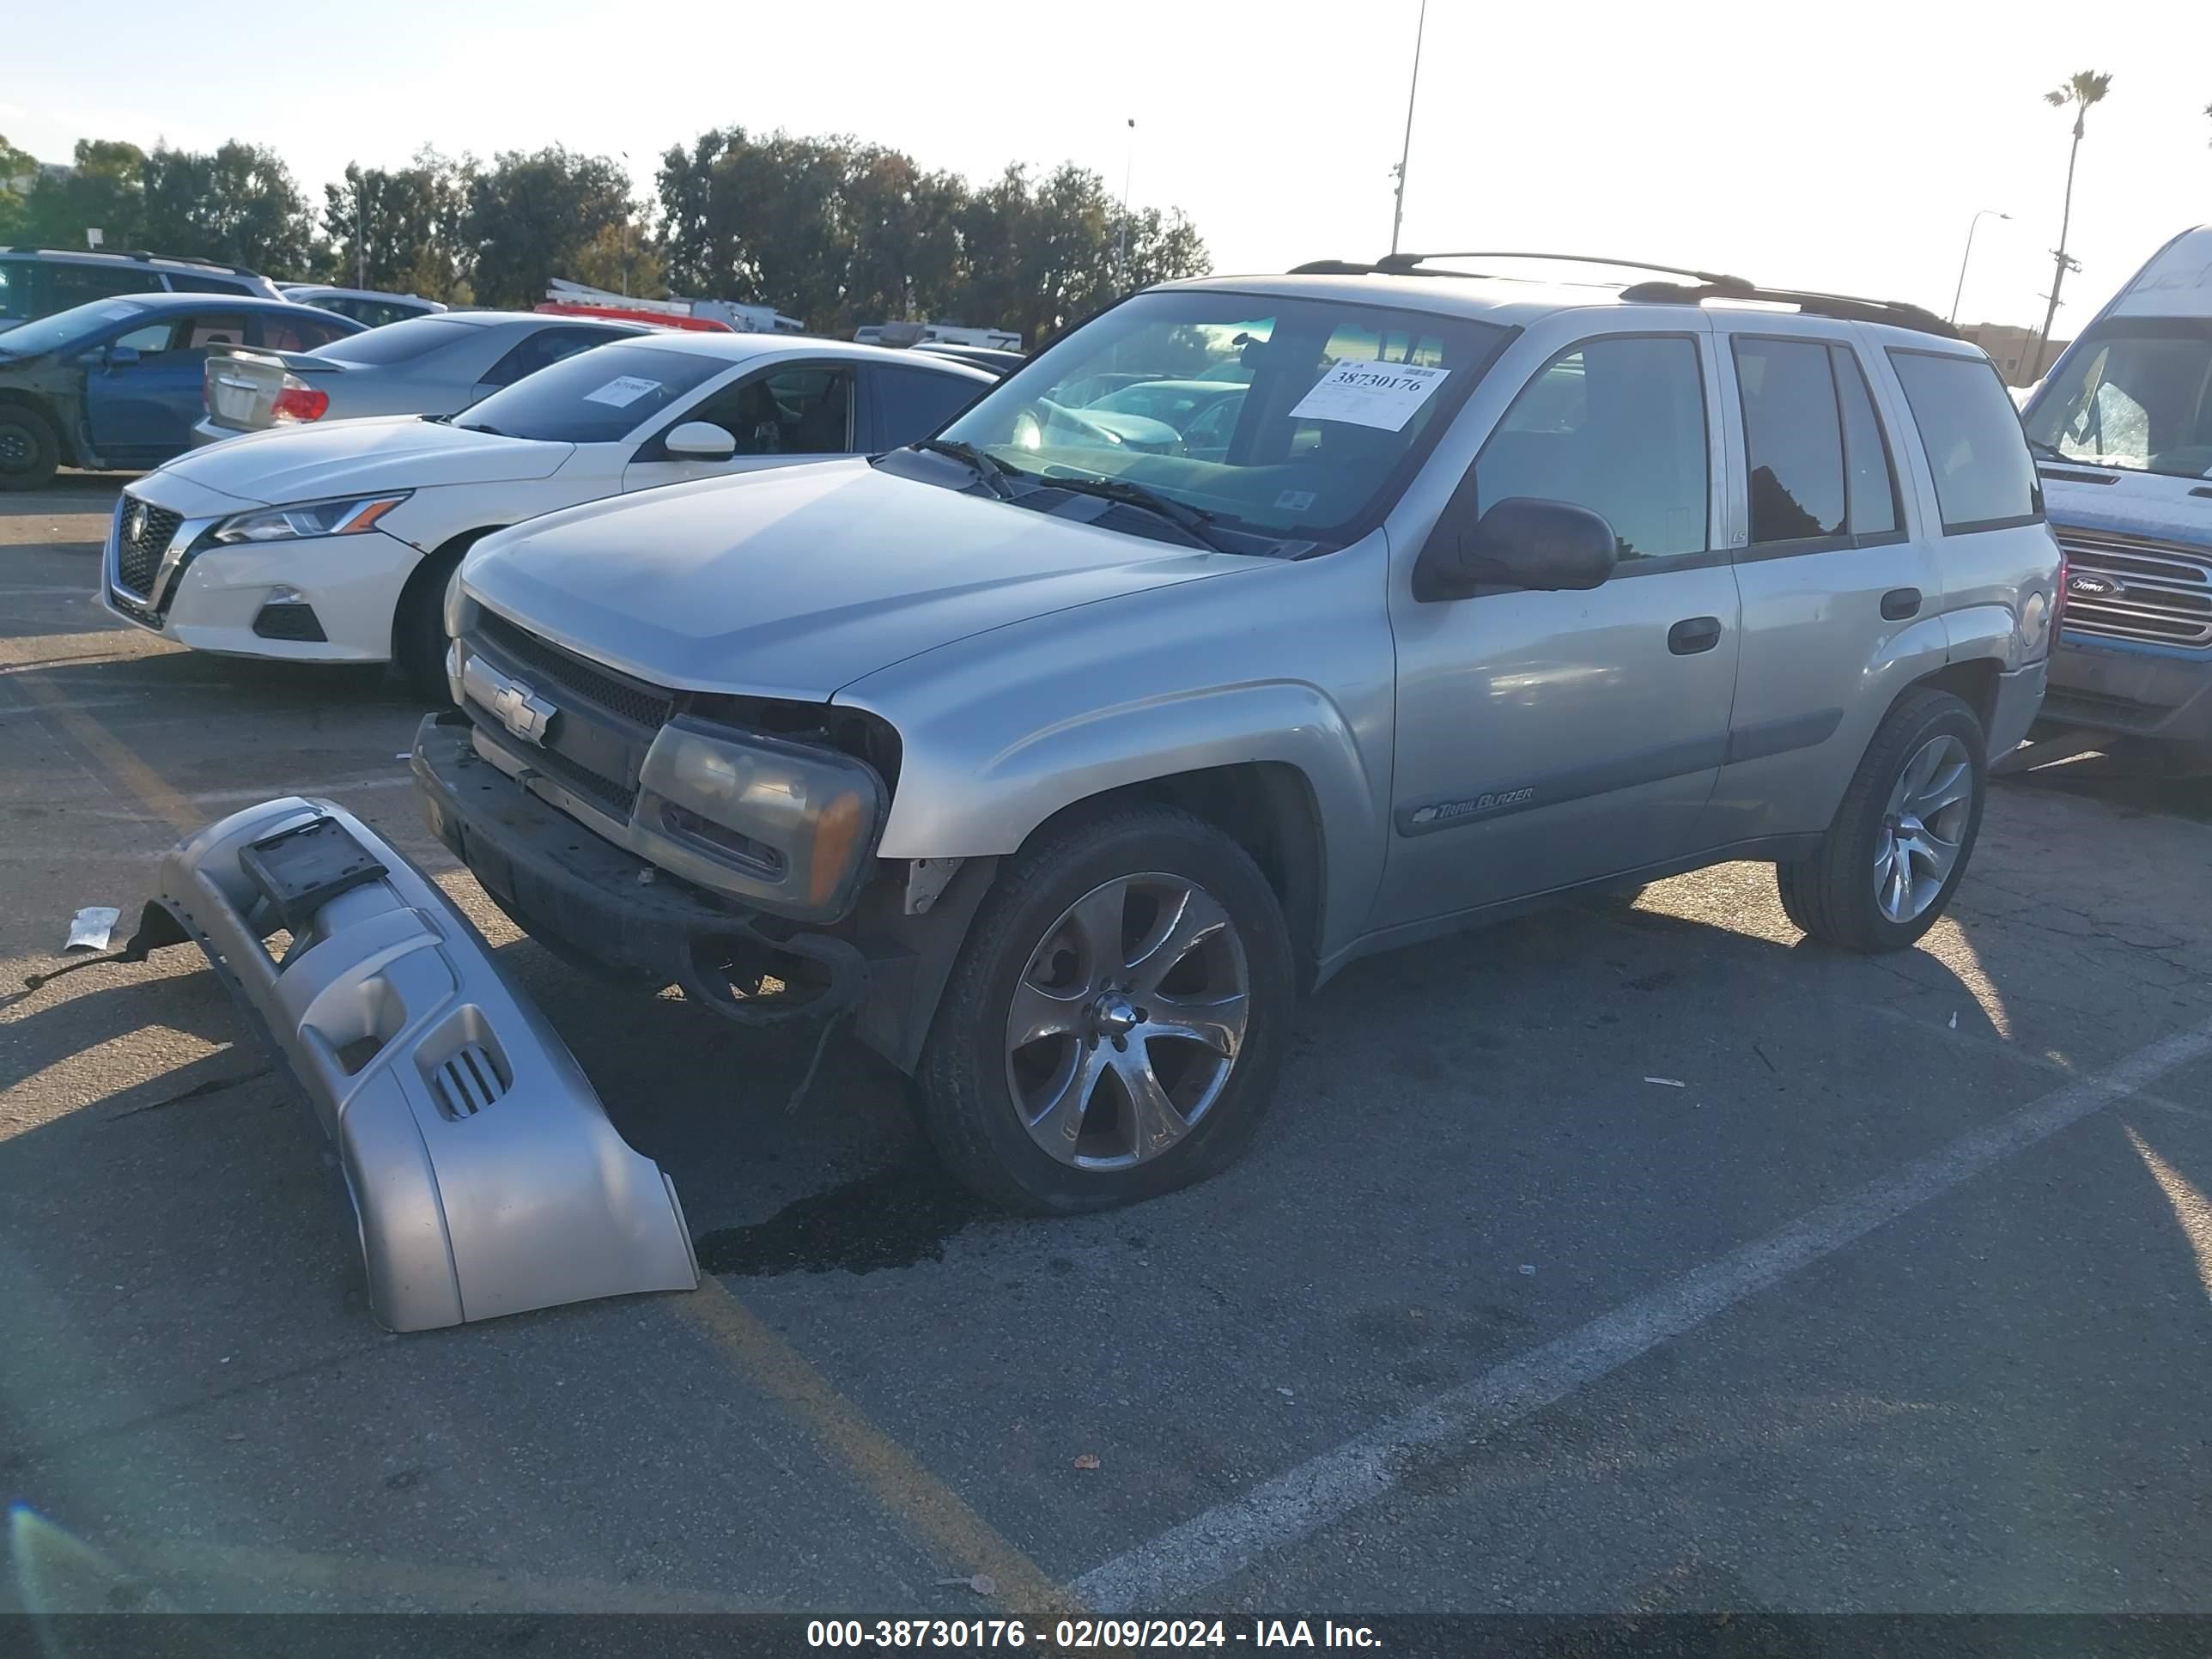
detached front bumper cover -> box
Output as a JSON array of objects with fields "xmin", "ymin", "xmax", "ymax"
[{"xmin": 134, "ymin": 794, "xmax": 697, "ymax": 1332}]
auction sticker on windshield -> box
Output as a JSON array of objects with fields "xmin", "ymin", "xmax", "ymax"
[
  {"xmin": 583, "ymin": 375, "xmax": 662, "ymax": 409},
  {"xmin": 1290, "ymin": 360, "xmax": 1449, "ymax": 431}
]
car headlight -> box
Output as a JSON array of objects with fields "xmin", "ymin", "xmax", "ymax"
[
  {"xmin": 635, "ymin": 717, "xmax": 886, "ymax": 921},
  {"xmin": 210, "ymin": 492, "xmax": 410, "ymax": 545}
]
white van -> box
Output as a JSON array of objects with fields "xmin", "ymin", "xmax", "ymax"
[{"xmin": 2020, "ymin": 226, "xmax": 2212, "ymax": 765}]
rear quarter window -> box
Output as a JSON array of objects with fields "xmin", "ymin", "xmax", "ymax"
[
  {"xmin": 1887, "ymin": 349, "xmax": 2041, "ymax": 534},
  {"xmin": 319, "ymin": 315, "xmax": 477, "ymax": 366}
]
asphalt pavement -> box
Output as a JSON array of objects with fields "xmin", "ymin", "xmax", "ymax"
[{"xmin": 4, "ymin": 477, "xmax": 2211, "ymax": 1618}]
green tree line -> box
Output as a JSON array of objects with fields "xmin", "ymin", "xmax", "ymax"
[{"xmin": 0, "ymin": 130, "xmax": 1209, "ymax": 342}]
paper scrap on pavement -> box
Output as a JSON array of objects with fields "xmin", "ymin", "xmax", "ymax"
[
  {"xmin": 1644, "ymin": 1076, "xmax": 1686, "ymax": 1088},
  {"xmin": 582, "ymin": 375, "xmax": 662, "ymax": 409},
  {"xmin": 1289, "ymin": 359, "xmax": 1449, "ymax": 431},
  {"xmin": 65, "ymin": 906, "xmax": 121, "ymax": 952}
]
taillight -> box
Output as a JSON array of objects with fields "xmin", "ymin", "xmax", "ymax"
[{"xmin": 270, "ymin": 381, "xmax": 329, "ymax": 423}]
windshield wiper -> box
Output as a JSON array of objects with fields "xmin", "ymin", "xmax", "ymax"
[
  {"xmin": 1038, "ymin": 473, "xmax": 1241, "ymax": 554},
  {"xmin": 455, "ymin": 421, "xmax": 507, "ymax": 437},
  {"xmin": 916, "ymin": 437, "xmax": 1017, "ymax": 499},
  {"xmin": 2025, "ymin": 437, "xmax": 2065, "ymax": 460}
]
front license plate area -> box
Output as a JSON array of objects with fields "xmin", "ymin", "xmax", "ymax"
[{"xmin": 239, "ymin": 815, "xmax": 390, "ymax": 933}]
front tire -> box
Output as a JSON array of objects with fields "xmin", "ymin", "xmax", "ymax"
[
  {"xmin": 1778, "ymin": 687, "xmax": 1987, "ymax": 952},
  {"xmin": 916, "ymin": 805, "xmax": 1294, "ymax": 1213},
  {"xmin": 392, "ymin": 544, "xmax": 468, "ymax": 701},
  {"xmin": 0, "ymin": 404, "xmax": 60, "ymax": 491}
]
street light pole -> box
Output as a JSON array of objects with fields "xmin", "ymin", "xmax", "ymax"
[
  {"xmin": 1947, "ymin": 209, "xmax": 2009, "ymax": 325},
  {"xmin": 1388, "ymin": 0, "xmax": 1428, "ymax": 257},
  {"xmin": 1117, "ymin": 118, "xmax": 1135, "ymax": 280}
]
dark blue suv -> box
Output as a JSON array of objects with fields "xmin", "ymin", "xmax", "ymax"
[{"xmin": 0, "ymin": 292, "xmax": 361, "ymax": 489}]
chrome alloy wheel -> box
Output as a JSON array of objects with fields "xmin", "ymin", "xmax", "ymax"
[
  {"xmin": 1005, "ymin": 872, "xmax": 1250, "ymax": 1170},
  {"xmin": 1874, "ymin": 733, "xmax": 1973, "ymax": 924}
]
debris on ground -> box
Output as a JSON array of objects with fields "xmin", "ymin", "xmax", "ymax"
[
  {"xmin": 1519, "ymin": 1264, "xmax": 1536, "ymax": 1276},
  {"xmin": 934, "ymin": 1574, "xmax": 996, "ymax": 1595},
  {"xmin": 1073, "ymin": 1453, "xmax": 1101, "ymax": 1470},
  {"xmin": 1644, "ymin": 1076, "xmax": 1686, "ymax": 1088},
  {"xmin": 64, "ymin": 906, "xmax": 120, "ymax": 952},
  {"xmin": 1949, "ymin": 1012, "xmax": 1960, "ymax": 1030}
]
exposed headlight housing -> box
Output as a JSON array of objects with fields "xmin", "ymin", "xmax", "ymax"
[
  {"xmin": 211, "ymin": 492, "xmax": 411, "ymax": 545},
  {"xmin": 634, "ymin": 717, "xmax": 887, "ymax": 922}
]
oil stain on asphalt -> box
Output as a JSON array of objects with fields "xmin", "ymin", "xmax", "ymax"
[{"xmin": 695, "ymin": 1157, "xmax": 994, "ymax": 1277}]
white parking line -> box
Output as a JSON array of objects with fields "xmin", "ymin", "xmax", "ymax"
[{"xmin": 1073, "ymin": 1015, "xmax": 2212, "ymax": 1613}]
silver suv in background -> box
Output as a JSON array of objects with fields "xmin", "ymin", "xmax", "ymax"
[
  {"xmin": 416, "ymin": 253, "xmax": 2059, "ymax": 1213},
  {"xmin": 193, "ymin": 311, "xmax": 647, "ymax": 442},
  {"xmin": 0, "ymin": 247, "xmax": 285, "ymax": 328}
]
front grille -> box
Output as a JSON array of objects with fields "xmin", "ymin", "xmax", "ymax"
[
  {"xmin": 475, "ymin": 611, "xmax": 675, "ymax": 728},
  {"xmin": 114, "ymin": 495, "xmax": 184, "ymax": 599},
  {"xmin": 464, "ymin": 690, "xmax": 640, "ymax": 817},
  {"xmin": 2059, "ymin": 530, "xmax": 2212, "ymax": 652}
]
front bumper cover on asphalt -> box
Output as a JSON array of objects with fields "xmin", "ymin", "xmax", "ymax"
[{"xmin": 140, "ymin": 793, "xmax": 698, "ymax": 1332}]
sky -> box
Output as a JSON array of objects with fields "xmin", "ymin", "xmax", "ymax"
[{"xmin": 5, "ymin": 0, "xmax": 2207, "ymax": 332}]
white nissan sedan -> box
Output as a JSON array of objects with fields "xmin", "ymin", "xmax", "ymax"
[{"xmin": 102, "ymin": 333, "xmax": 992, "ymax": 690}]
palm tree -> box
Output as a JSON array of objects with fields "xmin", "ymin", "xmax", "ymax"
[{"xmin": 2031, "ymin": 70, "xmax": 2112, "ymax": 376}]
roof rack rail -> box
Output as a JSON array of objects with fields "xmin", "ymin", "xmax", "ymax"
[
  {"xmin": 0, "ymin": 244, "xmax": 261, "ymax": 278},
  {"xmin": 1285, "ymin": 250, "xmax": 1959, "ymax": 340},
  {"xmin": 1614, "ymin": 279, "xmax": 1959, "ymax": 338},
  {"xmin": 113, "ymin": 248, "xmax": 264, "ymax": 277}
]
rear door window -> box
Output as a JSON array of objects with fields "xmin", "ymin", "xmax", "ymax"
[
  {"xmin": 252, "ymin": 311, "xmax": 356, "ymax": 352},
  {"xmin": 1832, "ymin": 344, "xmax": 1901, "ymax": 538},
  {"xmin": 1734, "ymin": 337, "xmax": 1846, "ymax": 544},
  {"xmin": 1887, "ymin": 349, "xmax": 2043, "ymax": 532},
  {"xmin": 46, "ymin": 262, "xmax": 156, "ymax": 309},
  {"xmin": 164, "ymin": 273, "xmax": 255, "ymax": 295}
]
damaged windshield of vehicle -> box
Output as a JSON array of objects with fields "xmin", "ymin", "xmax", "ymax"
[
  {"xmin": 2022, "ymin": 318, "xmax": 2212, "ymax": 481},
  {"xmin": 929, "ymin": 289, "xmax": 1510, "ymax": 551}
]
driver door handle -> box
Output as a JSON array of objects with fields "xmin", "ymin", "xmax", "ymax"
[{"xmin": 1668, "ymin": 616, "xmax": 1723, "ymax": 655}]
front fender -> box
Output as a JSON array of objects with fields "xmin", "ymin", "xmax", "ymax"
[{"xmin": 837, "ymin": 545, "xmax": 1398, "ymax": 961}]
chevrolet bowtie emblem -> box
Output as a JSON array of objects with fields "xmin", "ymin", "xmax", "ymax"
[{"xmin": 491, "ymin": 678, "xmax": 558, "ymax": 746}]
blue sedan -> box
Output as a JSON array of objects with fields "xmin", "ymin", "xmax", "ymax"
[{"xmin": 0, "ymin": 292, "xmax": 362, "ymax": 489}]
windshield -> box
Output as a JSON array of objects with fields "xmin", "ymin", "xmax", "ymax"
[
  {"xmin": 0, "ymin": 297, "xmax": 157, "ymax": 358},
  {"xmin": 935, "ymin": 289, "xmax": 1510, "ymax": 549},
  {"xmin": 318, "ymin": 315, "xmax": 477, "ymax": 367},
  {"xmin": 454, "ymin": 341, "xmax": 728, "ymax": 442},
  {"xmin": 2022, "ymin": 318, "xmax": 2212, "ymax": 481}
]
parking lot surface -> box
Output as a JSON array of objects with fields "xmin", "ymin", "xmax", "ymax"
[{"xmin": 5, "ymin": 477, "xmax": 2212, "ymax": 1616}]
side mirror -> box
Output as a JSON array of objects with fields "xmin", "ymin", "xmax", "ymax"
[
  {"xmin": 664, "ymin": 421, "xmax": 737, "ymax": 460},
  {"xmin": 104, "ymin": 344, "xmax": 142, "ymax": 371},
  {"xmin": 1413, "ymin": 496, "xmax": 1619, "ymax": 601}
]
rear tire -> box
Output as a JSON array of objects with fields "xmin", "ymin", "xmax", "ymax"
[
  {"xmin": 916, "ymin": 804, "xmax": 1294, "ymax": 1214},
  {"xmin": 1777, "ymin": 688, "xmax": 1987, "ymax": 952},
  {"xmin": 0, "ymin": 405, "xmax": 60, "ymax": 491}
]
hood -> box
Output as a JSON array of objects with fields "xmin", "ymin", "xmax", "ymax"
[
  {"xmin": 463, "ymin": 458, "xmax": 1255, "ymax": 700},
  {"xmin": 2041, "ymin": 471, "xmax": 2212, "ymax": 549},
  {"xmin": 155, "ymin": 416, "xmax": 574, "ymax": 507}
]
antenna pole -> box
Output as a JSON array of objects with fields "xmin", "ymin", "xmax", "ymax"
[{"xmin": 1389, "ymin": 0, "xmax": 1427, "ymax": 257}]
